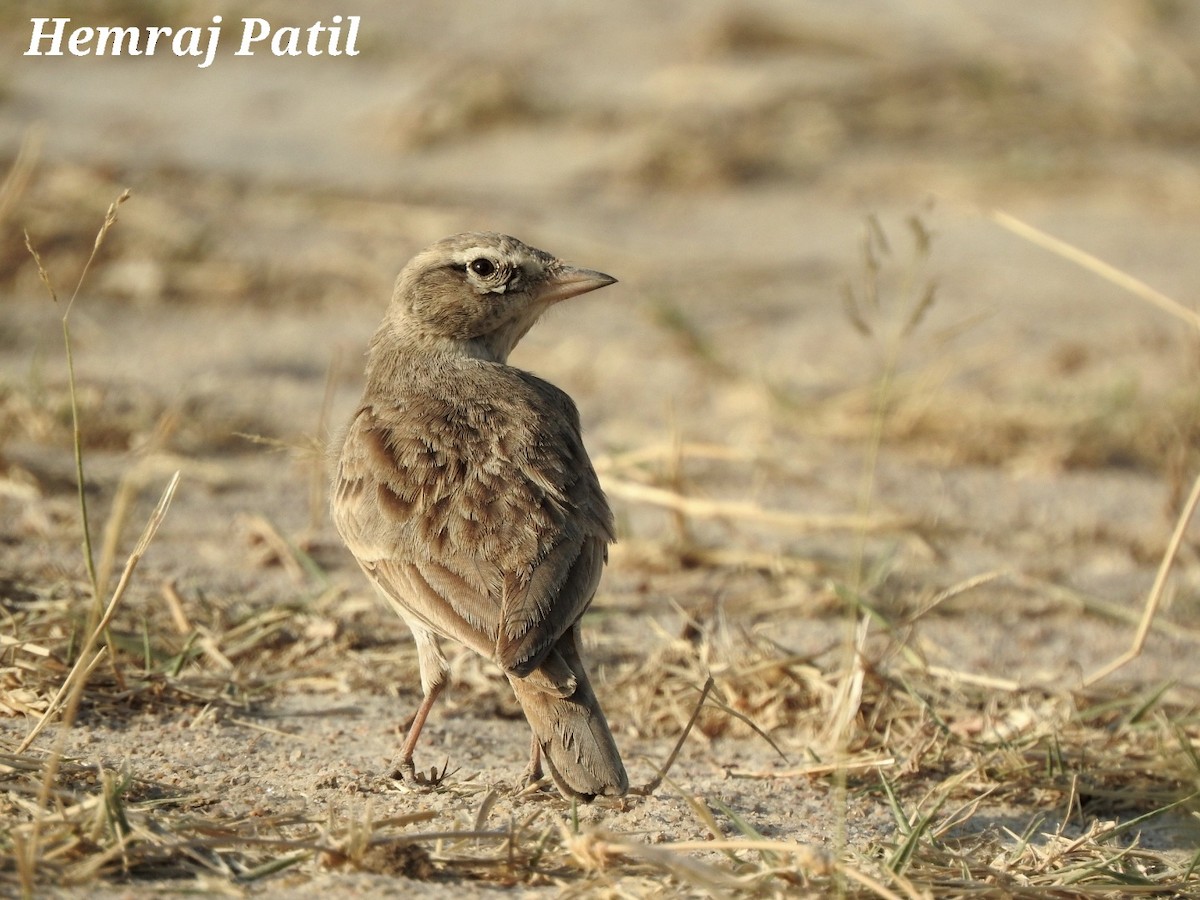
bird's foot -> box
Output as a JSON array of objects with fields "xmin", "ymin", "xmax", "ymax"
[
  {"xmin": 522, "ymin": 758, "xmax": 544, "ymax": 787},
  {"xmin": 391, "ymin": 757, "xmax": 455, "ymax": 788}
]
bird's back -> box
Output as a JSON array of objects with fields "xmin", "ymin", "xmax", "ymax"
[{"xmin": 332, "ymin": 356, "xmax": 614, "ymax": 670}]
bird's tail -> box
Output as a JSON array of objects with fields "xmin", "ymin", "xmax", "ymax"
[{"xmin": 508, "ymin": 635, "xmax": 627, "ymax": 800}]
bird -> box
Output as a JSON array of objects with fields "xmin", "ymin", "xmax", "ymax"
[{"xmin": 330, "ymin": 232, "xmax": 628, "ymax": 800}]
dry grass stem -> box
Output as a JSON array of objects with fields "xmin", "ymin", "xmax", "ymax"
[
  {"xmin": 1084, "ymin": 468, "xmax": 1200, "ymax": 687},
  {"xmin": 17, "ymin": 470, "xmax": 180, "ymax": 756},
  {"xmin": 731, "ymin": 755, "xmax": 897, "ymax": 780},
  {"xmin": 604, "ymin": 477, "xmax": 914, "ymax": 535},
  {"xmin": 0, "ymin": 126, "xmax": 40, "ymax": 225},
  {"xmin": 922, "ymin": 664, "xmax": 1023, "ymax": 692},
  {"xmin": 160, "ymin": 580, "xmax": 193, "ymax": 635},
  {"xmin": 633, "ymin": 675, "xmax": 714, "ymax": 795},
  {"xmin": 991, "ymin": 209, "xmax": 1200, "ymax": 332},
  {"xmin": 593, "ymin": 442, "xmax": 757, "ymax": 473},
  {"xmin": 22, "ymin": 190, "xmax": 132, "ymax": 703}
]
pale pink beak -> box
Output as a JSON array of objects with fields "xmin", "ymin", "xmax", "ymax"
[{"xmin": 536, "ymin": 265, "xmax": 617, "ymax": 305}]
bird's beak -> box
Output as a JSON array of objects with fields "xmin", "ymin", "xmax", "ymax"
[{"xmin": 536, "ymin": 265, "xmax": 617, "ymax": 305}]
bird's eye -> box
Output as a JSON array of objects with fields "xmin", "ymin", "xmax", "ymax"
[{"xmin": 469, "ymin": 258, "xmax": 497, "ymax": 277}]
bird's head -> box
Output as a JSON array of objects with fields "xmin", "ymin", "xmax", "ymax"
[{"xmin": 377, "ymin": 232, "xmax": 616, "ymax": 364}]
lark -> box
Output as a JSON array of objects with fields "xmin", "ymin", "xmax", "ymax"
[{"xmin": 331, "ymin": 232, "xmax": 627, "ymax": 800}]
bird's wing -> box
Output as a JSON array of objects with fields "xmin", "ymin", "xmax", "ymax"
[
  {"xmin": 331, "ymin": 370, "xmax": 613, "ymax": 679},
  {"xmin": 495, "ymin": 534, "xmax": 606, "ymax": 675}
]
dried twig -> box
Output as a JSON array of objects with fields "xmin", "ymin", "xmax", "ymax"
[
  {"xmin": 603, "ymin": 477, "xmax": 913, "ymax": 534},
  {"xmin": 991, "ymin": 209, "xmax": 1200, "ymax": 331},
  {"xmin": 633, "ymin": 676, "xmax": 714, "ymax": 796},
  {"xmin": 1084, "ymin": 469, "xmax": 1200, "ymax": 687},
  {"xmin": 19, "ymin": 471, "xmax": 181, "ymax": 757}
]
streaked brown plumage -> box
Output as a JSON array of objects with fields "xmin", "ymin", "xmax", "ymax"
[{"xmin": 331, "ymin": 232, "xmax": 627, "ymax": 800}]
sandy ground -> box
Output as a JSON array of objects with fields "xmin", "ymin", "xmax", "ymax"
[{"xmin": 4, "ymin": 1, "xmax": 1200, "ymax": 895}]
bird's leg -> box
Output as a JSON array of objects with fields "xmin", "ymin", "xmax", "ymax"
[
  {"xmin": 391, "ymin": 624, "xmax": 453, "ymax": 786},
  {"xmin": 395, "ymin": 679, "xmax": 444, "ymax": 782},
  {"xmin": 523, "ymin": 733, "xmax": 545, "ymax": 787}
]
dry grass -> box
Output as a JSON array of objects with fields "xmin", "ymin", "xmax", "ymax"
[
  {"xmin": 4, "ymin": 564, "xmax": 1199, "ymax": 896},
  {"xmin": 4, "ymin": 195, "xmax": 1200, "ymax": 898}
]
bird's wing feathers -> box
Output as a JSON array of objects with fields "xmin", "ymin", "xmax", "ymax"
[
  {"xmin": 497, "ymin": 536, "xmax": 605, "ymax": 675},
  {"xmin": 332, "ymin": 365, "xmax": 613, "ymax": 680}
]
